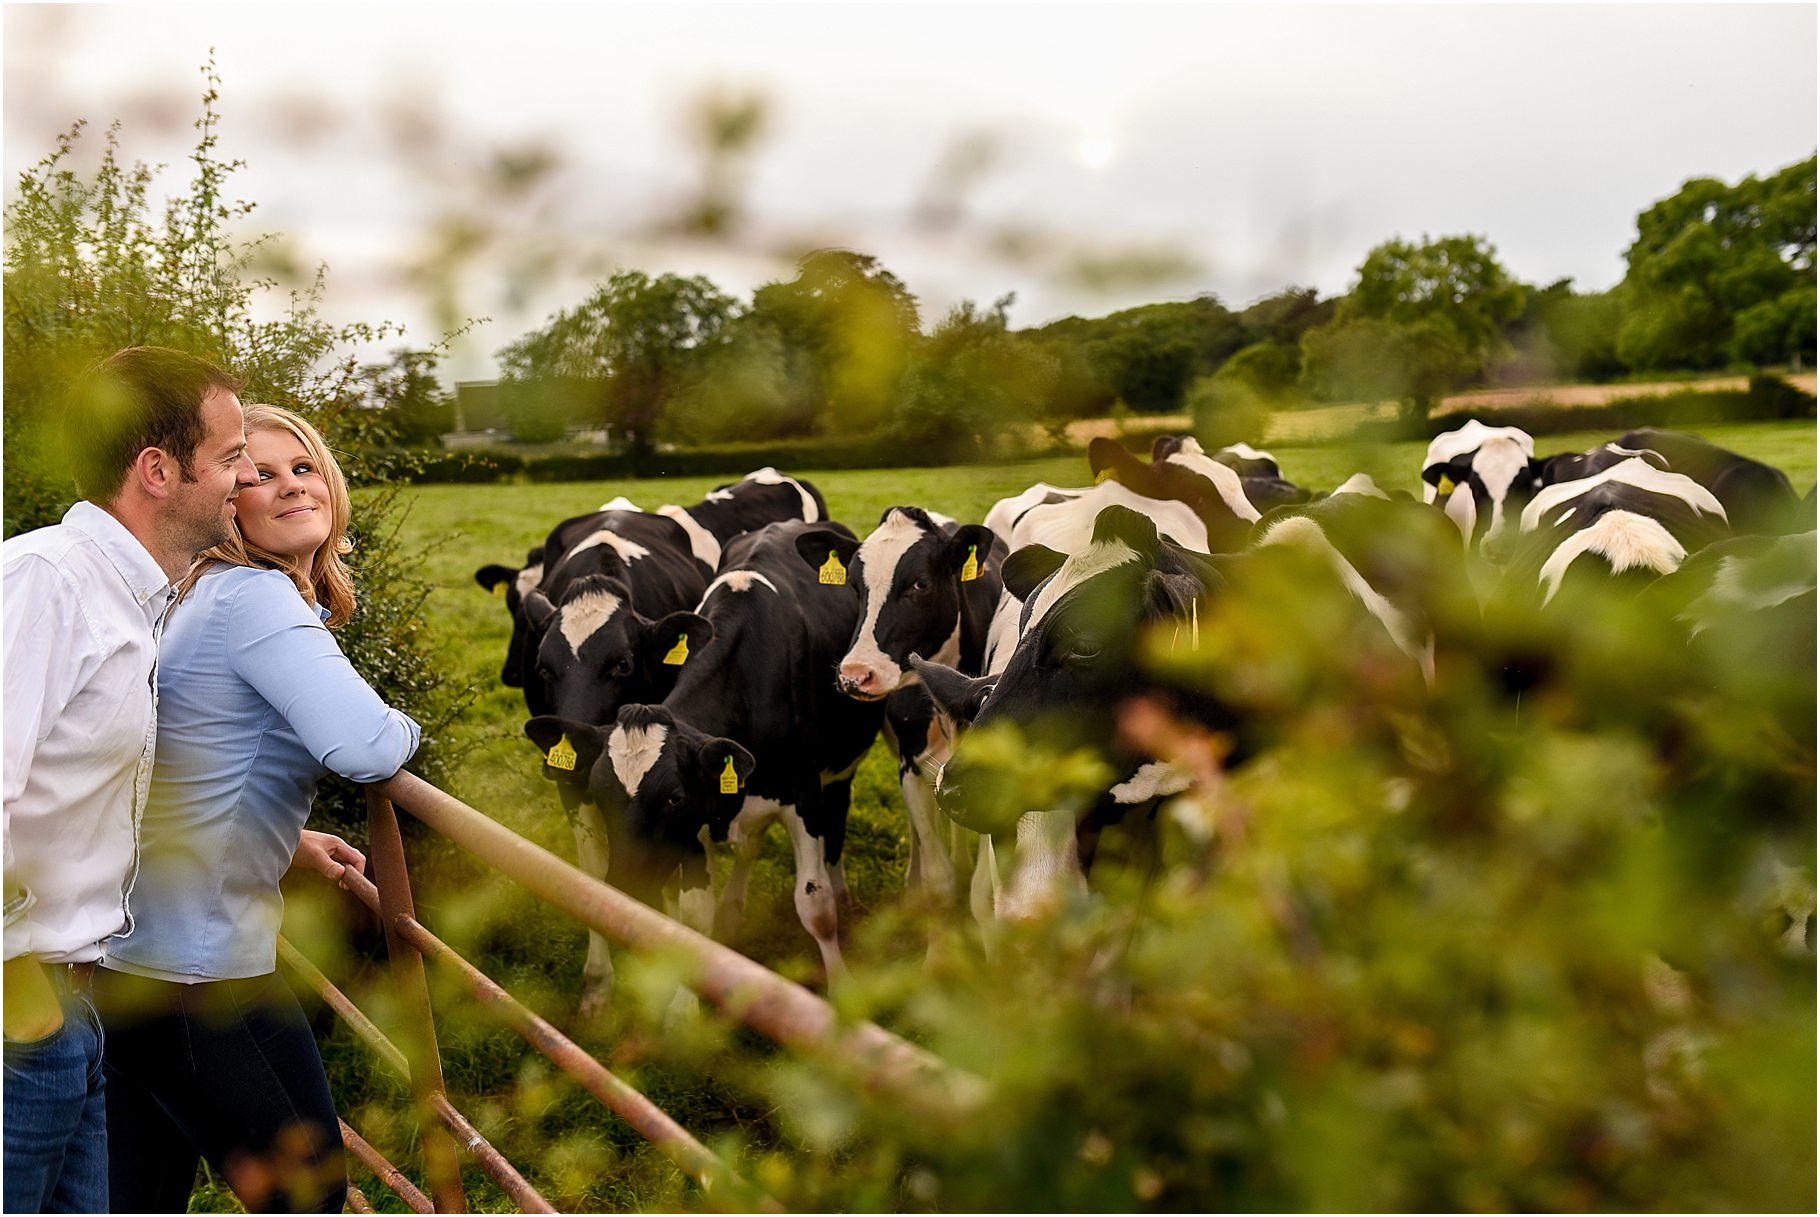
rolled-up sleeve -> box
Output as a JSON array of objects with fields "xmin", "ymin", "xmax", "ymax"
[{"xmin": 226, "ymin": 574, "xmax": 420, "ymax": 782}]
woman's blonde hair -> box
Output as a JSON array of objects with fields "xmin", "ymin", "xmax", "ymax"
[{"xmin": 178, "ymin": 404, "xmax": 358, "ymax": 627}]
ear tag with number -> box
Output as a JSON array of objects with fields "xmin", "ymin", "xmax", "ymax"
[
  {"xmin": 1436, "ymin": 475, "xmax": 1456, "ymax": 496},
  {"xmin": 493, "ymin": 583, "xmax": 507, "ymax": 598},
  {"xmin": 960, "ymin": 545, "xmax": 980, "ymax": 582},
  {"xmin": 662, "ymin": 633, "xmax": 690, "ymax": 666},
  {"xmin": 719, "ymin": 755, "xmax": 740, "ymax": 794},
  {"xmin": 818, "ymin": 552, "xmax": 847, "ymax": 586},
  {"xmin": 546, "ymin": 735, "xmax": 578, "ymax": 772}
]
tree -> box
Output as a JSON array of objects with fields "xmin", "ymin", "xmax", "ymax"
[
  {"xmin": 747, "ymin": 249, "xmax": 921, "ymax": 435},
  {"xmin": 497, "ymin": 270, "xmax": 738, "ymax": 454},
  {"xmin": 359, "ymin": 348, "xmax": 453, "ymax": 444},
  {"xmin": 1616, "ymin": 156, "xmax": 1817, "ymax": 371},
  {"xmin": 1038, "ymin": 295, "xmax": 1249, "ymax": 415},
  {"xmin": 1300, "ymin": 234, "xmax": 1525, "ymax": 421},
  {"xmin": 894, "ymin": 295, "xmax": 1058, "ymax": 462}
]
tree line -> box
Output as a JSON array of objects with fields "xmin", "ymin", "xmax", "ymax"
[{"xmin": 380, "ymin": 153, "xmax": 1815, "ymax": 451}]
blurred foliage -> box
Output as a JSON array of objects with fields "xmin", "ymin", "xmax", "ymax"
[{"xmin": 1, "ymin": 61, "xmax": 474, "ymax": 827}]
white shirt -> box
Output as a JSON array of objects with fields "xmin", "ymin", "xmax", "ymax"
[{"xmin": 3, "ymin": 501, "xmax": 172, "ymax": 963}]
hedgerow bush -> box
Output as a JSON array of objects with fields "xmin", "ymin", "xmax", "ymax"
[{"xmin": 1, "ymin": 62, "xmax": 473, "ymax": 825}]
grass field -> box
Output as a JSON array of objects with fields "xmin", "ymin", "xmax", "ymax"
[{"xmin": 325, "ymin": 418, "xmax": 1814, "ymax": 1210}]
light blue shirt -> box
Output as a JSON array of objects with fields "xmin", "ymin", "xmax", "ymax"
[{"xmin": 105, "ymin": 564, "xmax": 420, "ymax": 981}]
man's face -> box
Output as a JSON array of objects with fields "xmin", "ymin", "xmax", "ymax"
[{"xmin": 166, "ymin": 387, "xmax": 257, "ymax": 557}]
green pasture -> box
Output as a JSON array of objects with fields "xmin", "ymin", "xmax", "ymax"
[{"xmin": 320, "ymin": 418, "xmax": 1812, "ymax": 1211}]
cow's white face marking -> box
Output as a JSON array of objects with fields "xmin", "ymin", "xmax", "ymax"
[
  {"xmin": 557, "ymin": 528, "xmax": 651, "ymax": 572},
  {"xmin": 1443, "ymin": 480, "xmax": 1479, "ymax": 543},
  {"xmin": 1521, "ymin": 458, "xmax": 1727, "ymax": 534},
  {"xmin": 558, "ymin": 589, "xmax": 623, "ymax": 653},
  {"xmin": 1163, "ymin": 451, "xmax": 1263, "ymax": 522},
  {"xmin": 657, "ymin": 505, "xmax": 722, "ymax": 569},
  {"xmin": 843, "ymin": 510, "xmax": 930, "ymax": 688},
  {"xmin": 698, "ymin": 569, "xmax": 779, "ymax": 607},
  {"xmin": 1422, "ymin": 421, "xmax": 1535, "ymax": 504},
  {"xmin": 1024, "ymin": 538, "xmax": 1142, "ymax": 634},
  {"xmin": 1538, "ymin": 510, "xmax": 1686, "ymax": 604},
  {"xmin": 514, "ymin": 563, "xmax": 544, "ymax": 600},
  {"xmin": 1258, "ymin": 515, "xmax": 1433, "ymax": 683},
  {"xmin": 607, "ymin": 721, "xmax": 669, "ymax": 796},
  {"xmin": 1472, "ymin": 436, "xmax": 1532, "ymax": 543}
]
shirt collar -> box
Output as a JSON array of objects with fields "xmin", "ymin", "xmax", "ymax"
[{"xmin": 62, "ymin": 501, "xmax": 173, "ymax": 609}]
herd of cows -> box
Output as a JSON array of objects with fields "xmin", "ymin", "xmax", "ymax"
[{"xmin": 472, "ymin": 425, "xmax": 1815, "ymax": 1011}]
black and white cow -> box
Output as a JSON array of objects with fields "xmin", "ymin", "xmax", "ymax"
[
  {"xmin": 1614, "ymin": 429, "xmax": 1803, "ymax": 535},
  {"xmin": 1421, "ymin": 420, "xmax": 1541, "ymax": 555},
  {"xmin": 530, "ymin": 519, "xmax": 883, "ymax": 980},
  {"xmin": 1154, "ymin": 436, "xmax": 1312, "ymax": 513},
  {"xmin": 1533, "ymin": 441, "xmax": 1669, "ymax": 489},
  {"xmin": 917, "ymin": 494, "xmax": 1463, "ymax": 921},
  {"xmin": 1086, "ymin": 436, "xmax": 1270, "ymax": 547},
  {"xmin": 1505, "ymin": 457, "xmax": 1731, "ymax": 605},
  {"xmin": 655, "ymin": 466, "xmax": 829, "ymax": 569},
  {"xmin": 791, "ymin": 507, "xmax": 1006, "ymax": 912}
]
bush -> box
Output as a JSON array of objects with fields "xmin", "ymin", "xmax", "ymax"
[{"xmin": 1186, "ymin": 375, "xmax": 1275, "ymax": 449}]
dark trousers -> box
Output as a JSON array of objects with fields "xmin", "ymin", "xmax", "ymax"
[{"xmin": 91, "ymin": 968, "xmax": 346, "ymax": 1214}]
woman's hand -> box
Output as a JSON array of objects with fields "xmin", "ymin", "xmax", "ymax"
[{"xmin": 290, "ymin": 830, "xmax": 367, "ymax": 888}]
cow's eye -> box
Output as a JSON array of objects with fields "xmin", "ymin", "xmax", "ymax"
[
  {"xmin": 612, "ymin": 657, "xmax": 634, "ymax": 677},
  {"xmin": 666, "ymin": 790, "xmax": 687, "ymax": 809},
  {"xmin": 911, "ymin": 578, "xmax": 931, "ymax": 594},
  {"xmin": 1063, "ymin": 635, "xmax": 1102, "ymax": 663}
]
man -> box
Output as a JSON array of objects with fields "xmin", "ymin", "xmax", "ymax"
[{"xmin": 3, "ymin": 346, "xmax": 257, "ymax": 1213}]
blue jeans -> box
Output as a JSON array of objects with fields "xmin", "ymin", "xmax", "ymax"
[{"xmin": 3, "ymin": 993, "xmax": 108, "ymax": 1214}]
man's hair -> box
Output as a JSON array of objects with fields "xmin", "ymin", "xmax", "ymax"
[{"xmin": 64, "ymin": 346, "xmax": 245, "ymax": 500}]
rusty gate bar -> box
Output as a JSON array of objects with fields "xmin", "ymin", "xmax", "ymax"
[
  {"xmin": 278, "ymin": 939, "xmax": 410, "ymax": 1077},
  {"xmin": 284, "ymin": 941, "xmax": 558, "ymax": 1213},
  {"xmin": 339, "ymin": 1118, "xmax": 434, "ymax": 1214},
  {"xmin": 375, "ymin": 771, "xmax": 988, "ymax": 1119},
  {"xmin": 428, "ymin": 1094, "xmax": 558, "ymax": 1214},
  {"xmin": 367, "ymin": 786, "xmax": 469, "ymax": 1213},
  {"xmin": 337, "ymin": 869, "xmax": 778, "ymax": 1213},
  {"xmin": 346, "ymin": 1184, "xmax": 377, "ymax": 1214}
]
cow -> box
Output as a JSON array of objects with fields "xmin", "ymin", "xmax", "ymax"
[
  {"xmin": 791, "ymin": 507, "xmax": 1006, "ymax": 915},
  {"xmin": 917, "ymin": 494, "xmax": 1463, "ymax": 922},
  {"xmin": 1534, "ymin": 441, "xmax": 1669, "ymax": 489},
  {"xmin": 1421, "ymin": 420, "xmax": 1542, "ymax": 556},
  {"xmin": 1613, "ymin": 429, "xmax": 1803, "ymax": 535},
  {"xmin": 982, "ymin": 483, "xmax": 1089, "ymax": 548},
  {"xmin": 1086, "ymin": 436, "xmax": 1272, "ymax": 547},
  {"xmin": 1505, "ymin": 457, "xmax": 1731, "ymax": 606},
  {"xmin": 655, "ymin": 466, "xmax": 828, "ymax": 569},
  {"xmin": 530, "ymin": 519, "xmax": 883, "ymax": 983}
]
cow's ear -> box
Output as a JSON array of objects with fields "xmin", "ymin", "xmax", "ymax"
[
  {"xmin": 909, "ymin": 657, "xmax": 996, "ymax": 727},
  {"xmin": 697, "ymin": 738, "xmax": 755, "ymax": 840},
  {"xmin": 793, "ymin": 528, "xmax": 861, "ymax": 585},
  {"xmin": 1144, "ymin": 571, "xmax": 1207, "ymax": 620},
  {"xmin": 523, "ymin": 588, "xmax": 557, "ymax": 631},
  {"xmin": 1001, "ymin": 543, "xmax": 1066, "ymax": 601},
  {"xmin": 944, "ymin": 525, "xmax": 998, "ymax": 581},
  {"xmin": 1150, "ymin": 434, "xmax": 1188, "ymax": 461},
  {"xmin": 1422, "ymin": 458, "xmax": 1473, "ymax": 497},
  {"xmin": 475, "ymin": 564, "xmax": 517, "ymax": 592},
  {"xmin": 642, "ymin": 611, "xmax": 713, "ymax": 670},
  {"xmin": 1090, "ymin": 503, "xmax": 1163, "ymax": 553},
  {"xmin": 524, "ymin": 716, "xmax": 604, "ymax": 785},
  {"xmin": 1089, "ymin": 437, "xmax": 1159, "ymax": 494}
]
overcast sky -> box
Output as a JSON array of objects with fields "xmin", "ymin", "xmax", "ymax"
[{"xmin": 5, "ymin": 3, "xmax": 1814, "ymax": 382}]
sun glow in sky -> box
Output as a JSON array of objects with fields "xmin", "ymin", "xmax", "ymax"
[{"xmin": 4, "ymin": 3, "xmax": 1813, "ymax": 382}]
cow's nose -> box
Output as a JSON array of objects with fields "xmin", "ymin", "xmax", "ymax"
[{"xmin": 838, "ymin": 666, "xmax": 876, "ymax": 694}]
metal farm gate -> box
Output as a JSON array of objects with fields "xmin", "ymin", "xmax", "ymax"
[{"xmin": 278, "ymin": 771, "xmax": 985, "ymax": 1212}]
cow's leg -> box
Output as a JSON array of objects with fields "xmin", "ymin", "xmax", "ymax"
[
  {"xmin": 716, "ymin": 796, "xmax": 777, "ymax": 941},
  {"xmin": 997, "ymin": 808, "xmax": 1087, "ymax": 923},
  {"xmin": 571, "ymin": 799, "xmax": 616, "ymax": 1018},
  {"xmin": 781, "ymin": 803, "xmax": 845, "ymax": 982},
  {"xmin": 660, "ymin": 853, "xmax": 713, "ymax": 1026},
  {"xmin": 902, "ymin": 764, "xmax": 957, "ymax": 906}
]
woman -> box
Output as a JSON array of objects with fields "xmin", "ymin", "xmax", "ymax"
[{"xmin": 93, "ymin": 404, "xmax": 420, "ymax": 1213}]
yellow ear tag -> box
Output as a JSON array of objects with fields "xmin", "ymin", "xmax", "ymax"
[
  {"xmin": 546, "ymin": 735, "xmax": 578, "ymax": 772},
  {"xmin": 662, "ymin": 633, "xmax": 689, "ymax": 666},
  {"xmin": 719, "ymin": 755, "xmax": 740, "ymax": 794},
  {"xmin": 960, "ymin": 545, "xmax": 980, "ymax": 582},
  {"xmin": 818, "ymin": 552, "xmax": 847, "ymax": 586},
  {"xmin": 1437, "ymin": 474, "xmax": 1456, "ymax": 496},
  {"xmin": 1094, "ymin": 467, "xmax": 1114, "ymax": 484},
  {"xmin": 493, "ymin": 583, "xmax": 507, "ymax": 598}
]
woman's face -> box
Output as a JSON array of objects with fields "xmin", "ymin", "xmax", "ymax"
[{"xmin": 236, "ymin": 426, "xmax": 334, "ymax": 565}]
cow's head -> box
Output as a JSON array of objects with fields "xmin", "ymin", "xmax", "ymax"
[
  {"xmin": 525, "ymin": 574, "xmax": 713, "ymax": 725},
  {"xmin": 1090, "ymin": 436, "xmax": 1259, "ymax": 553},
  {"xmin": 526, "ymin": 705, "xmax": 754, "ymax": 905},
  {"xmin": 475, "ymin": 547, "xmax": 546, "ymax": 692},
  {"xmin": 798, "ymin": 508, "xmax": 999, "ymax": 700},
  {"xmin": 1423, "ymin": 435, "xmax": 1545, "ymax": 559}
]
